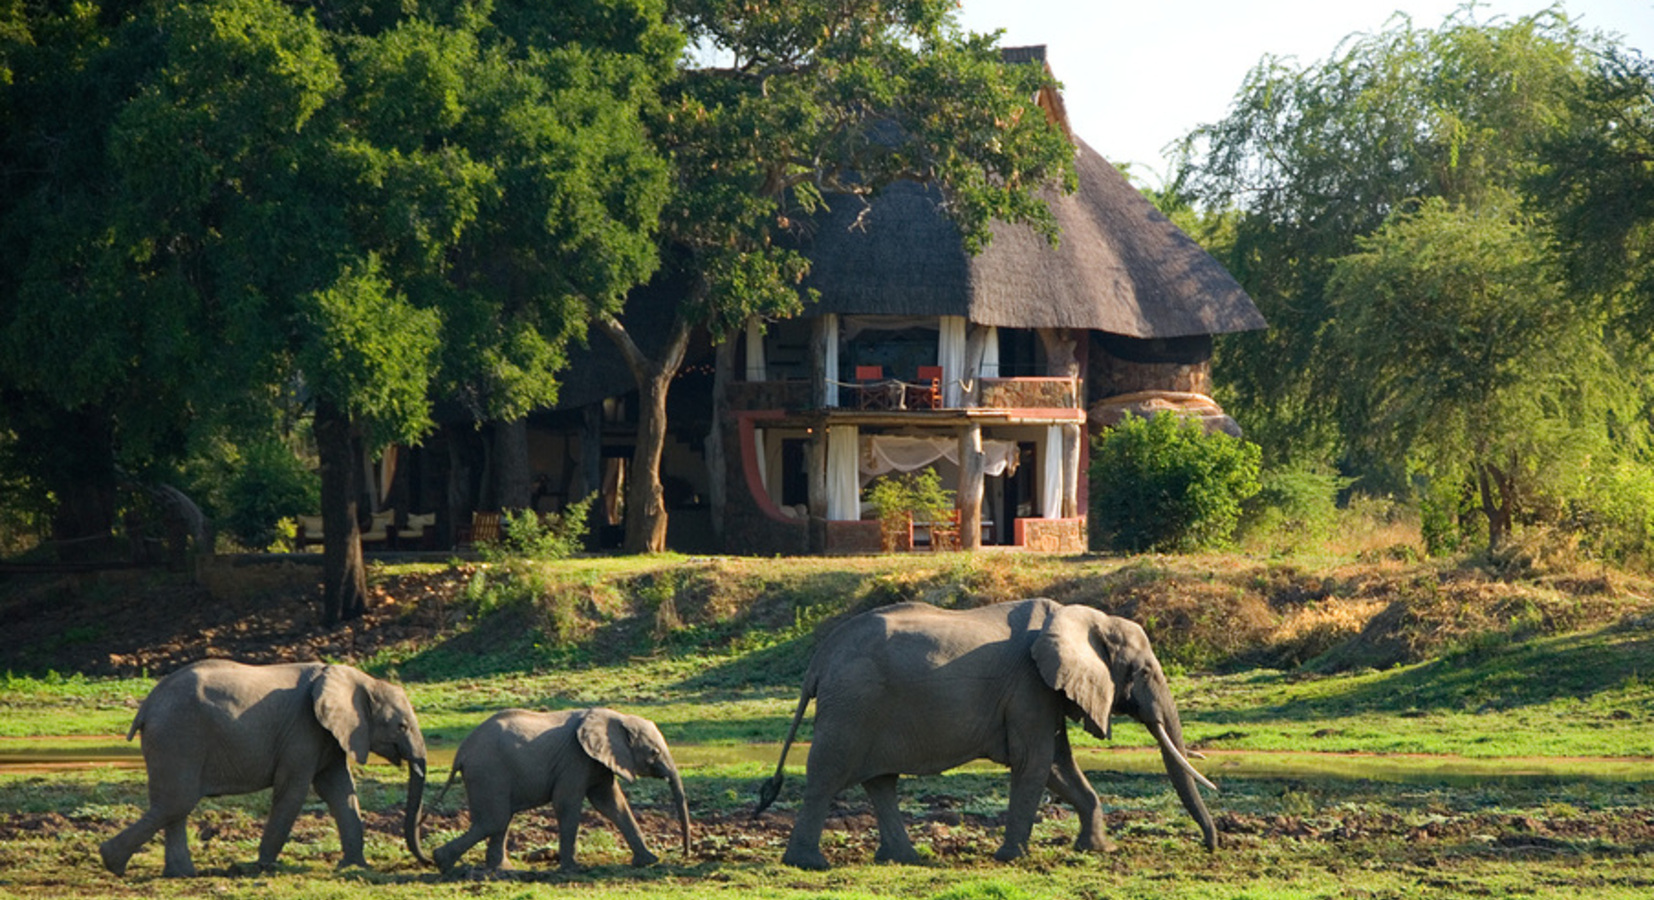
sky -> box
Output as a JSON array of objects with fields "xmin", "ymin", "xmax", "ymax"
[{"xmin": 953, "ymin": 0, "xmax": 1654, "ymax": 183}]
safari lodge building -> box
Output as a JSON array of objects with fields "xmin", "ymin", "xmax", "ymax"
[{"xmin": 400, "ymin": 49, "xmax": 1265, "ymax": 556}]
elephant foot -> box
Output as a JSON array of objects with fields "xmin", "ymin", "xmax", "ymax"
[
  {"xmin": 873, "ymin": 845, "xmax": 919, "ymax": 864},
  {"xmin": 780, "ymin": 845, "xmax": 831, "ymax": 871},
  {"xmin": 98, "ymin": 840, "xmax": 128, "ymax": 876},
  {"xmin": 630, "ymin": 849, "xmax": 660, "ymax": 867},
  {"xmin": 1074, "ymin": 830, "xmax": 1118, "ymax": 854},
  {"xmin": 432, "ymin": 844, "xmax": 462, "ymax": 874},
  {"xmin": 160, "ymin": 861, "xmax": 199, "ymax": 878},
  {"xmin": 992, "ymin": 841, "xmax": 1027, "ymax": 863},
  {"xmin": 335, "ymin": 856, "xmax": 372, "ymax": 871}
]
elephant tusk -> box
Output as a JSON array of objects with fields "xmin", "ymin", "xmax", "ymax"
[
  {"xmin": 1187, "ymin": 749, "xmax": 1208, "ymax": 760},
  {"xmin": 1154, "ymin": 722, "xmax": 1218, "ymax": 793}
]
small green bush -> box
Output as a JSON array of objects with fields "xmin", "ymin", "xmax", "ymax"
[
  {"xmin": 219, "ymin": 439, "xmax": 319, "ymax": 550},
  {"xmin": 1240, "ymin": 463, "xmax": 1352, "ymax": 549},
  {"xmin": 864, "ymin": 468, "xmax": 955, "ymax": 524},
  {"xmin": 480, "ymin": 494, "xmax": 594, "ymax": 562},
  {"xmin": 1088, "ymin": 412, "xmax": 1261, "ymax": 552}
]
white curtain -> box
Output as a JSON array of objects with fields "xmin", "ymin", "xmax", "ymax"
[
  {"xmin": 1042, "ymin": 426, "xmax": 1064, "ymax": 519},
  {"xmin": 860, "ymin": 435, "xmax": 1018, "ymax": 481},
  {"xmin": 827, "ymin": 426, "xmax": 860, "ymax": 520},
  {"xmin": 980, "ymin": 326, "xmax": 1000, "ymax": 378},
  {"xmin": 753, "ymin": 428, "xmax": 769, "ymax": 499},
  {"xmin": 823, "ymin": 313, "xmax": 840, "ymax": 407},
  {"xmin": 940, "ymin": 316, "xmax": 967, "ymax": 407},
  {"xmin": 745, "ymin": 319, "xmax": 767, "ymax": 381}
]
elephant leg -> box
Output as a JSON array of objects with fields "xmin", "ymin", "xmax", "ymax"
[
  {"xmin": 780, "ymin": 762, "xmax": 849, "ymax": 871},
  {"xmin": 313, "ymin": 762, "xmax": 368, "ymax": 869},
  {"xmin": 1047, "ymin": 744, "xmax": 1114, "ymax": 853},
  {"xmin": 995, "ymin": 741, "xmax": 1056, "ymax": 862},
  {"xmin": 484, "ymin": 819, "xmax": 511, "ymax": 870},
  {"xmin": 864, "ymin": 774, "xmax": 917, "ymax": 864},
  {"xmin": 102, "ymin": 772, "xmax": 201, "ymax": 877},
  {"xmin": 586, "ymin": 777, "xmax": 657, "ymax": 867},
  {"xmin": 553, "ymin": 795, "xmax": 586, "ymax": 871},
  {"xmin": 432, "ymin": 815, "xmax": 503, "ymax": 874},
  {"xmin": 161, "ymin": 817, "xmax": 197, "ymax": 877},
  {"xmin": 257, "ymin": 769, "xmax": 312, "ymax": 869}
]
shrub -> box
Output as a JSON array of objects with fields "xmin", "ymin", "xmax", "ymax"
[
  {"xmin": 218, "ymin": 439, "xmax": 319, "ymax": 551},
  {"xmin": 1240, "ymin": 463, "xmax": 1352, "ymax": 549},
  {"xmin": 481, "ymin": 494, "xmax": 594, "ymax": 562},
  {"xmin": 1088, "ymin": 412, "xmax": 1261, "ymax": 552},
  {"xmin": 864, "ymin": 468, "xmax": 955, "ymax": 524}
]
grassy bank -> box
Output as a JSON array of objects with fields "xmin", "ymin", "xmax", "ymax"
[{"xmin": 2, "ymin": 551, "xmax": 1653, "ymax": 897}]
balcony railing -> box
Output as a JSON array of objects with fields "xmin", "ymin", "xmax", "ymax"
[{"xmin": 728, "ymin": 375, "xmax": 1078, "ymax": 413}]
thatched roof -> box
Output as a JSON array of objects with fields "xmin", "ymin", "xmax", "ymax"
[{"xmin": 793, "ymin": 138, "xmax": 1266, "ymax": 339}]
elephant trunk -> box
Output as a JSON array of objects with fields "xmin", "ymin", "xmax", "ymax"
[
  {"xmin": 667, "ymin": 767, "xmax": 692, "ymax": 858},
  {"xmin": 1146, "ymin": 686, "xmax": 1219, "ymax": 851},
  {"xmin": 404, "ymin": 757, "xmax": 430, "ymax": 865}
]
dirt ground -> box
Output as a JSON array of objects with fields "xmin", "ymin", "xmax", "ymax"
[{"xmin": 0, "ymin": 560, "xmax": 466, "ymax": 677}]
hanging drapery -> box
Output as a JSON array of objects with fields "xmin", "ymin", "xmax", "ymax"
[
  {"xmin": 745, "ymin": 319, "xmax": 766, "ymax": 381},
  {"xmin": 822, "ymin": 313, "xmax": 840, "ymax": 408},
  {"xmin": 826, "ymin": 426, "xmax": 860, "ymax": 520},
  {"xmin": 753, "ymin": 428, "xmax": 768, "ymax": 499},
  {"xmin": 378, "ymin": 444, "xmax": 398, "ymax": 505},
  {"xmin": 859, "ymin": 435, "xmax": 1018, "ymax": 481},
  {"xmin": 980, "ymin": 326, "xmax": 1000, "ymax": 378},
  {"xmin": 1042, "ymin": 425, "xmax": 1064, "ymax": 519},
  {"xmin": 939, "ymin": 316, "xmax": 967, "ymax": 407}
]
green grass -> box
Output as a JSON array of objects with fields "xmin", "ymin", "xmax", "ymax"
[{"xmin": 4, "ymin": 554, "xmax": 1654, "ymax": 898}]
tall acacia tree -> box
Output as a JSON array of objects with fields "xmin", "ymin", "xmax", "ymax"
[
  {"xmin": 1, "ymin": 0, "xmax": 674, "ymax": 619},
  {"xmin": 595, "ymin": 0, "xmax": 1077, "ymax": 552}
]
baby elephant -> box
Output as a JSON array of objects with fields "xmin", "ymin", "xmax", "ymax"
[{"xmin": 429, "ymin": 707, "xmax": 690, "ymax": 872}]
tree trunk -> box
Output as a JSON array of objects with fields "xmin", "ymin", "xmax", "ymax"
[
  {"xmin": 315, "ymin": 399, "xmax": 367, "ymax": 625},
  {"xmin": 1478, "ymin": 456, "xmax": 1517, "ymax": 552},
  {"xmin": 706, "ymin": 337, "xmax": 736, "ymax": 546},
  {"xmin": 624, "ymin": 370, "xmax": 674, "ymax": 552},
  {"xmin": 35, "ymin": 407, "xmax": 119, "ymax": 561},
  {"xmin": 594, "ymin": 310, "xmax": 693, "ymax": 554},
  {"xmin": 495, "ymin": 417, "xmax": 532, "ymax": 511},
  {"xmin": 958, "ymin": 422, "xmax": 984, "ymax": 550}
]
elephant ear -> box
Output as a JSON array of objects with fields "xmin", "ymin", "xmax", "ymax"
[
  {"xmin": 577, "ymin": 709, "xmax": 640, "ymax": 782},
  {"xmin": 311, "ymin": 666, "xmax": 372, "ymax": 765},
  {"xmin": 1031, "ymin": 604, "xmax": 1115, "ymax": 740}
]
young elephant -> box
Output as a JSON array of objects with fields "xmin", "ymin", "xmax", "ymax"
[
  {"xmin": 429, "ymin": 707, "xmax": 690, "ymax": 872},
  {"xmin": 100, "ymin": 659, "xmax": 429, "ymax": 877}
]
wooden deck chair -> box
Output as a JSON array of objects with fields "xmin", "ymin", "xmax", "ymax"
[
  {"xmin": 912, "ymin": 365, "xmax": 944, "ymax": 409},
  {"xmin": 459, "ymin": 510, "xmax": 502, "ymax": 549}
]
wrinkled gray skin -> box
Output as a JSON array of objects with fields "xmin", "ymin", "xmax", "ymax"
[
  {"xmin": 99, "ymin": 659, "xmax": 428, "ymax": 877},
  {"xmin": 429, "ymin": 707, "xmax": 691, "ymax": 873},
  {"xmin": 756, "ymin": 599, "xmax": 1218, "ymax": 870}
]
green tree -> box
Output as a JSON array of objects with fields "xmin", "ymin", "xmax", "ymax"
[
  {"xmin": 1531, "ymin": 43, "xmax": 1654, "ymax": 338},
  {"xmin": 1174, "ymin": 6, "xmax": 1605, "ymax": 473},
  {"xmin": 0, "ymin": 1, "xmax": 672, "ymax": 618},
  {"xmin": 593, "ymin": 0, "xmax": 1077, "ymax": 552},
  {"xmin": 1326, "ymin": 196, "xmax": 1622, "ymax": 550}
]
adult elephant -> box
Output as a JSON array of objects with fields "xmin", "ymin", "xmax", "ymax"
[
  {"xmin": 755, "ymin": 599, "xmax": 1218, "ymax": 869},
  {"xmin": 428, "ymin": 707, "xmax": 691, "ymax": 872},
  {"xmin": 99, "ymin": 659, "xmax": 429, "ymax": 877}
]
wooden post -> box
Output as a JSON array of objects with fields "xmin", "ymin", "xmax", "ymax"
[
  {"xmin": 959, "ymin": 422, "xmax": 985, "ymax": 550},
  {"xmin": 812, "ymin": 316, "xmax": 832, "ymax": 409}
]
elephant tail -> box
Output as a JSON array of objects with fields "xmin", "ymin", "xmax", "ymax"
[
  {"xmin": 754, "ymin": 668, "xmax": 816, "ymax": 818},
  {"xmin": 427, "ymin": 761, "xmax": 463, "ymax": 812}
]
